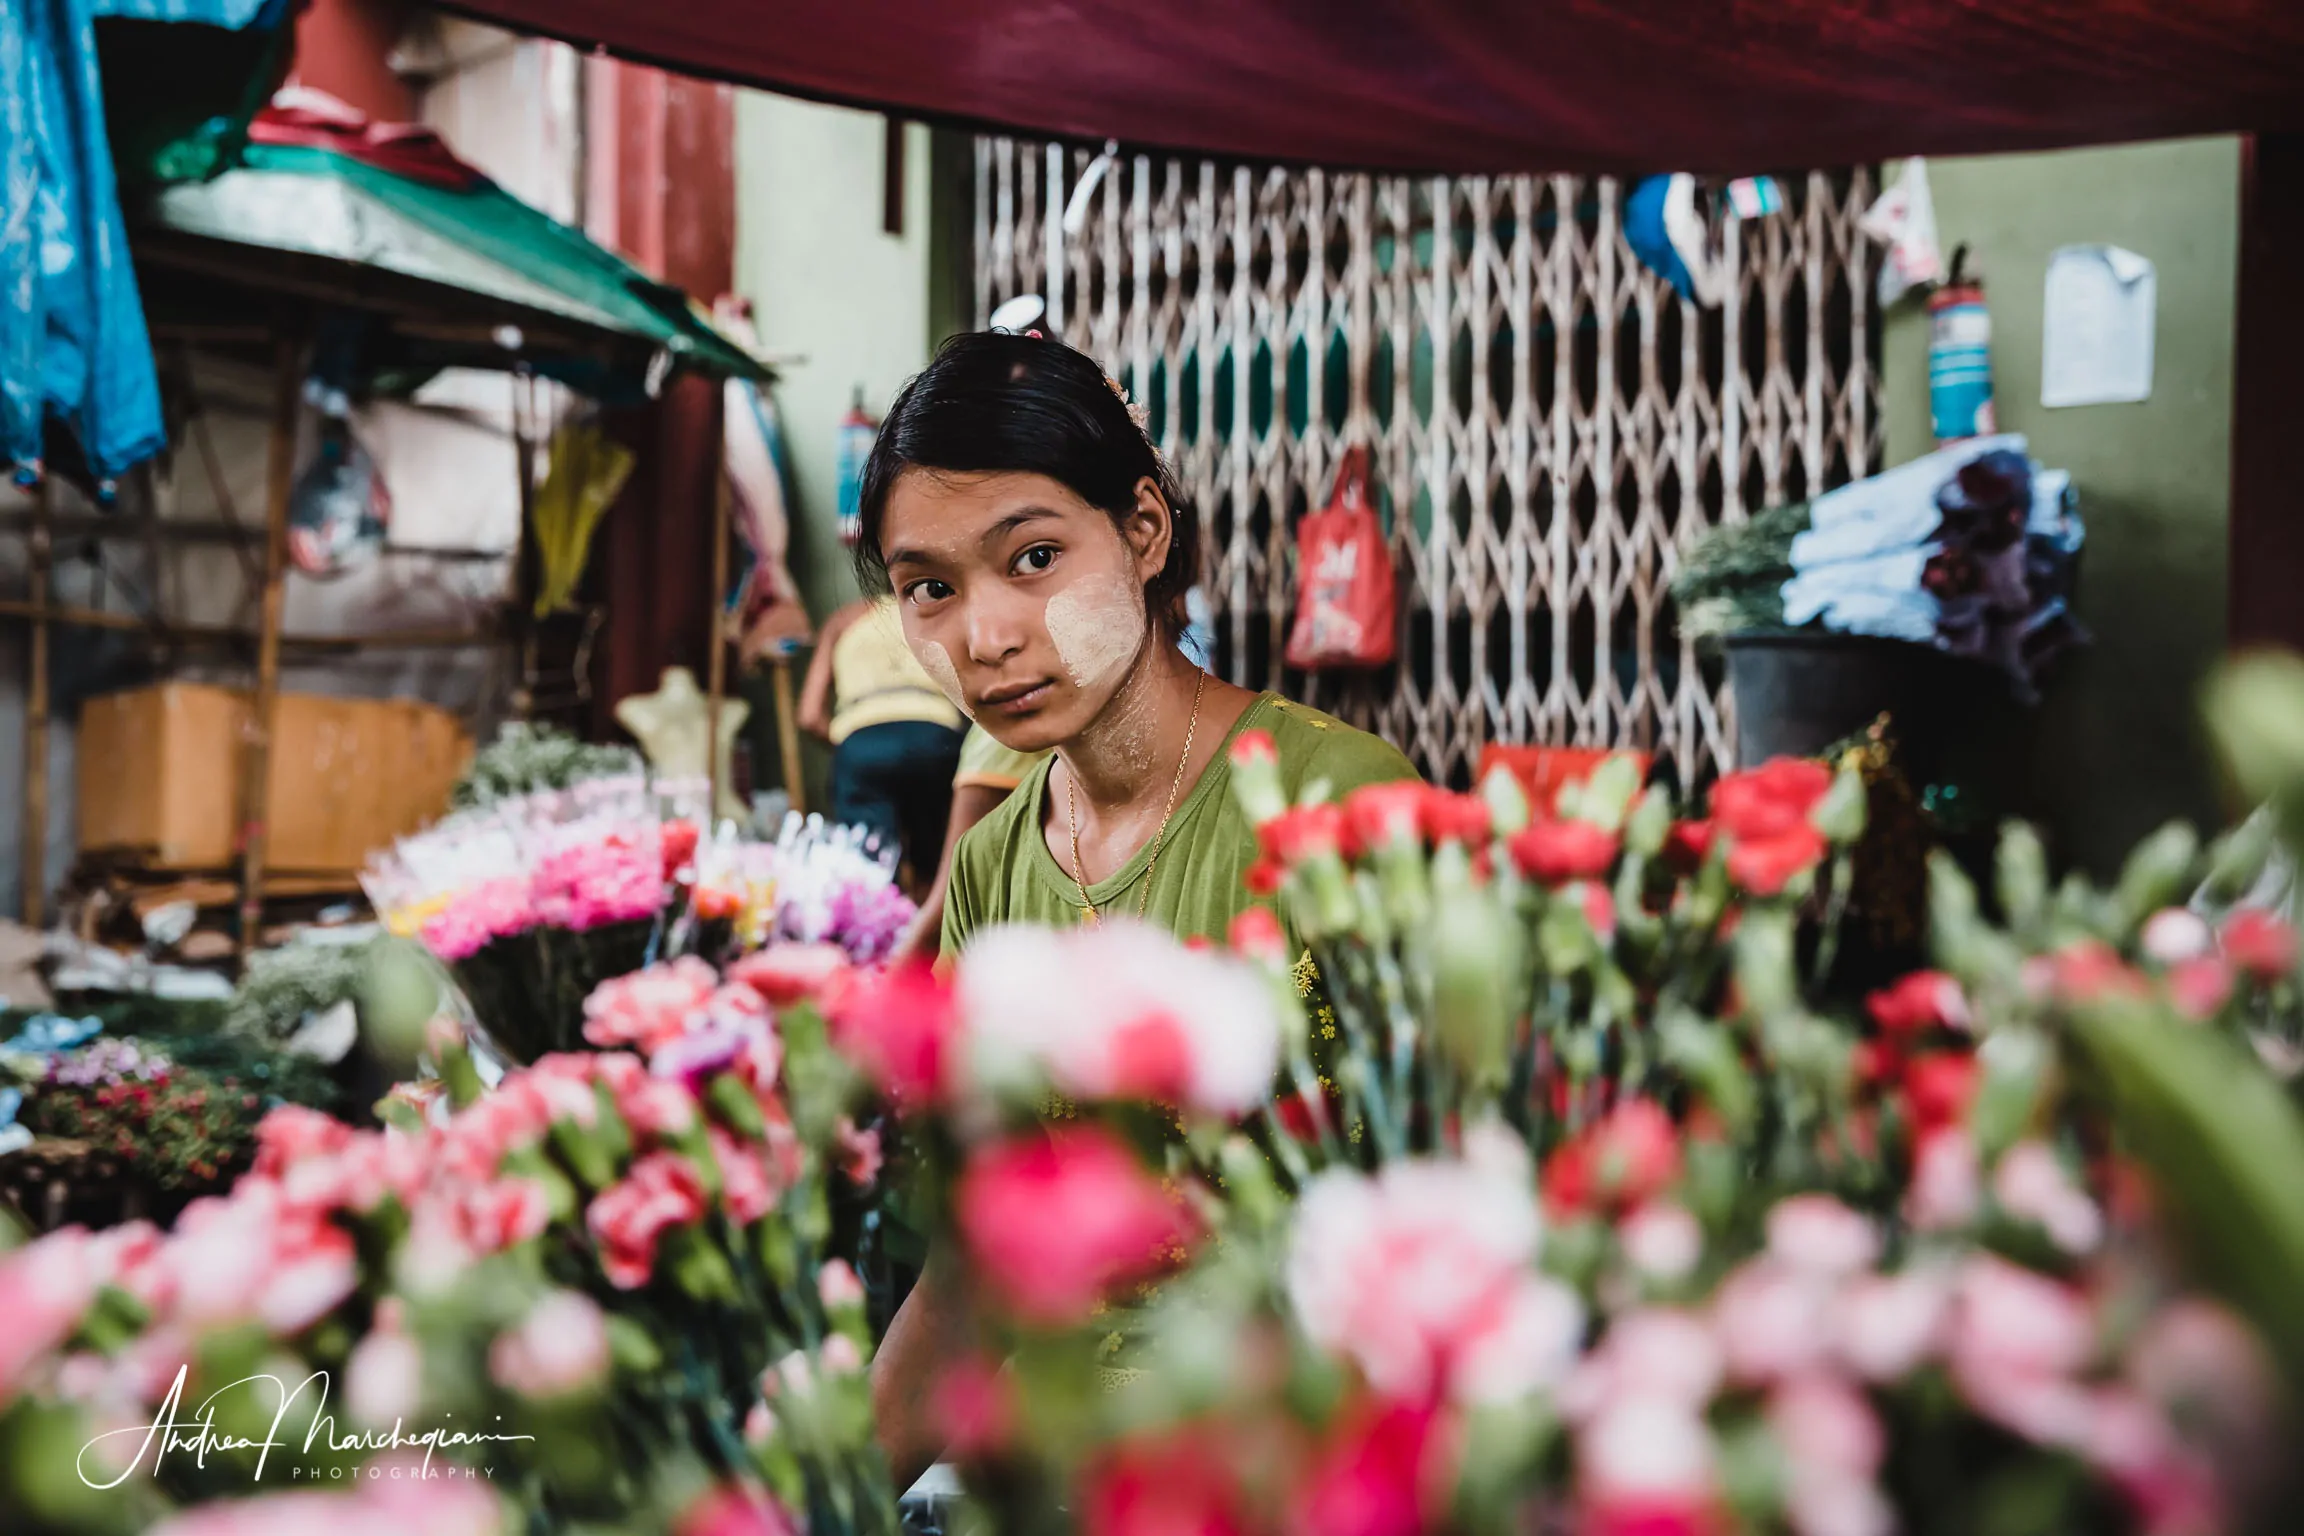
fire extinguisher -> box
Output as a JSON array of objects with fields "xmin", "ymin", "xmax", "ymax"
[
  {"xmin": 836, "ymin": 388, "xmax": 879, "ymax": 548},
  {"xmin": 1928, "ymin": 244, "xmax": 1995, "ymax": 443}
]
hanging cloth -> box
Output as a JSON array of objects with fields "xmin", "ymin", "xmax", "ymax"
[
  {"xmin": 531, "ymin": 421, "xmax": 636, "ymax": 618},
  {"xmin": 2, "ymin": 0, "xmax": 167, "ymax": 485}
]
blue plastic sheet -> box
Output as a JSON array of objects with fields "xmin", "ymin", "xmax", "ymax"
[{"xmin": 1, "ymin": 0, "xmax": 166, "ymax": 482}]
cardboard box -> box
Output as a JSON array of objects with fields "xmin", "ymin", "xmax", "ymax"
[{"xmin": 77, "ymin": 684, "xmax": 472, "ymax": 876}]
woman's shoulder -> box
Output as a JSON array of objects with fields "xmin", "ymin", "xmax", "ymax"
[
  {"xmin": 952, "ymin": 750, "xmax": 1053, "ymax": 861},
  {"xmin": 1252, "ymin": 694, "xmax": 1421, "ymax": 793}
]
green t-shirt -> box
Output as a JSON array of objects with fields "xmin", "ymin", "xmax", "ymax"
[{"xmin": 940, "ymin": 692, "xmax": 1419, "ymax": 957}]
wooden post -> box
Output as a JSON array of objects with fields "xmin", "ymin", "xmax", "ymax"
[
  {"xmin": 21, "ymin": 476, "xmax": 51, "ymax": 928},
  {"xmin": 509, "ymin": 374, "xmax": 540, "ymax": 721},
  {"xmin": 768, "ymin": 657, "xmax": 806, "ymax": 817},
  {"xmin": 237, "ymin": 331, "xmax": 303, "ymax": 958},
  {"xmin": 706, "ymin": 460, "xmax": 732, "ymax": 825}
]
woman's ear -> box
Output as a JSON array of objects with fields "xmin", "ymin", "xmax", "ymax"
[{"xmin": 1121, "ymin": 476, "xmax": 1173, "ymax": 583}]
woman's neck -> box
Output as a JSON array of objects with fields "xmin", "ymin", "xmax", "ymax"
[{"xmin": 1060, "ymin": 640, "xmax": 1202, "ymax": 811}]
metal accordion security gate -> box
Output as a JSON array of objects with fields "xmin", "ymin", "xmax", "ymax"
[{"xmin": 972, "ymin": 141, "xmax": 1882, "ymax": 789}]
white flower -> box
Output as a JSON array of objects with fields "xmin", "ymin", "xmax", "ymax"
[
  {"xmin": 1288, "ymin": 1156, "xmax": 1580, "ymax": 1405},
  {"xmin": 346, "ymin": 1327, "xmax": 423, "ymax": 1428},
  {"xmin": 1834, "ymin": 1266, "xmax": 1950, "ymax": 1382},
  {"xmin": 1766, "ymin": 1195, "xmax": 1881, "ymax": 1277},
  {"xmin": 958, "ymin": 920, "xmax": 1280, "ymax": 1114},
  {"xmin": 2140, "ymin": 907, "xmax": 2214, "ymax": 965},
  {"xmin": 489, "ymin": 1290, "xmax": 609, "ymax": 1400},
  {"xmin": 1579, "ymin": 1395, "xmax": 1716, "ymax": 1506},
  {"xmin": 1562, "ymin": 1308, "xmax": 1721, "ymax": 1422},
  {"xmin": 1617, "ymin": 1203, "xmax": 1703, "ymax": 1281}
]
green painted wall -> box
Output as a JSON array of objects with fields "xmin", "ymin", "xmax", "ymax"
[{"xmin": 1880, "ymin": 138, "xmax": 2240, "ymax": 875}]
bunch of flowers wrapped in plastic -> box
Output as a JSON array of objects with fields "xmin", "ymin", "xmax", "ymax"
[
  {"xmin": 362, "ymin": 776, "xmax": 915, "ymax": 1062},
  {"xmin": 0, "ymin": 949, "xmax": 904, "ymax": 1536},
  {"xmin": 813, "ymin": 654, "xmax": 2304, "ymax": 1536}
]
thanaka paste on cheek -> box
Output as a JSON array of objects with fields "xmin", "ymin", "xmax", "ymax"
[
  {"xmin": 1044, "ymin": 570, "xmax": 1145, "ymax": 692},
  {"xmin": 915, "ymin": 639, "xmax": 972, "ymax": 719}
]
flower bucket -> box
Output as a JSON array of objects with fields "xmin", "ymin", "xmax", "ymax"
[{"xmin": 1723, "ymin": 630, "xmax": 2017, "ymax": 793}]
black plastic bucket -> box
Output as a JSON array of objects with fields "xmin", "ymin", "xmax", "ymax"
[{"xmin": 1724, "ymin": 631, "xmax": 2018, "ymax": 794}]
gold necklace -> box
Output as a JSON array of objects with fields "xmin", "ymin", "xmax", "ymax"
[{"xmin": 1065, "ymin": 668, "xmax": 1207, "ymax": 925}]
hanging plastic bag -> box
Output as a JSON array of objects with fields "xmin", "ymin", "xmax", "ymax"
[
  {"xmin": 1285, "ymin": 447, "xmax": 1396, "ymax": 671},
  {"xmin": 288, "ymin": 417, "xmax": 391, "ymax": 576}
]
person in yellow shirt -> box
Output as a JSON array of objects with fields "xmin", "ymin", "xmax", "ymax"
[
  {"xmin": 892, "ymin": 725, "xmax": 1047, "ymax": 962},
  {"xmin": 797, "ymin": 595, "xmax": 966, "ymax": 890}
]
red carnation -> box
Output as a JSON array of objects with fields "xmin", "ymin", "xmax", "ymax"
[
  {"xmin": 1229, "ymin": 729, "xmax": 1279, "ymax": 768},
  {"xmin": 1257, "ymin": 803, "xmax": 1348, "ymax": 870},
  {"xmin": 956, "ymin": 1125, "xmax": 1198, "ymax": 1325},
  {"xmin": 1865, "ymin": 970, "xmax": 1970, "ymax": 1036},
  {"xmin": 1228, "ymin": 906, "xmax": 1287, "ymax": 963},
  {"xmin": 1711, "ymin": 758, "xmax": 1832, "ymax": 842},
  {"xmin": 1542, "ymin": 1099, "xmax": 1680, "ymax": 1217},
  {"xmin": 1289, "ymin": 1397, "xmax": 1446, "ymax": 1536},
  {"xmin": 661, "ymin": 819, "xmax": 701, "ymax": 880},
  {"xmin": 1901, "ymin": 1051, "xmax": 1979, "ymax": 1138},
  {"xmin": 822, "ymin": 960, "xmax": 958, "ymax": 1107},
  {"xmin": 1419, "ymin": 789, "xmax": 1493, "ymax": 847},
  {"xmin": 1663, "ymin": 818, "xmax": 1716, "ymax": 872},
  {"xmin": 2222, "ymin": 909, "xmax": 2298, "ymax": 983},
  {"xmin": 1080, "ymin": 1425, "xmax": 1248, "ymax": 1536},
  {"xmin": 1725, "ymin": 824, "xmax": 1828, "ymax": 897},
  {"xmin": 1507, "ymin": 819, "xmax": 1620, "ymax": 887},
  {"xmin": 1344, "ymin": 781, "xmax": 1430, "ymax": 854}
]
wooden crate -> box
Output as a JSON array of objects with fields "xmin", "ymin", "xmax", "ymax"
[{"xmin": 77, "ymin": 683, "xmax": 471, "ymax": 877}]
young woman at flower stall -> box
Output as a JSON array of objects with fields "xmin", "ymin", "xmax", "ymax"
[{"xmin": 852, "ymin": 330, "xmax": 1416, "ymax": 1482}]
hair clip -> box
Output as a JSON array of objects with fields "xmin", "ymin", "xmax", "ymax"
[{"xmin": 1025, "ymin": 329, "xmax": 1045, "ymax": 340}]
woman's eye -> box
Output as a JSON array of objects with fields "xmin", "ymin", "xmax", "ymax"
[
  {"xmin": 904, "ymin": 580, "xmax": 954, "ymax": 605},
  {"xmin": 1013, "ymin": 544, "xmax": 1059, "ymax": 575}
]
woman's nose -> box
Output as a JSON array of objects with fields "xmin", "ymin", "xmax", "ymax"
[{"xmin": 964, "ymin": 593, "xmax": 1030, "ymax": 666}]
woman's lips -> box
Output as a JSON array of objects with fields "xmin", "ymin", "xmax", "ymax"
[{"xmin": 978, "ymin": 681, "xmax": 1054, "ymax": 716}]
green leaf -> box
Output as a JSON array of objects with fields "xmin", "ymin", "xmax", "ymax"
[
  {"xmin": 2072, "ymin": 996, "xmax": 2304, "ymax": 1390},
  {"xmin": 2112, "ymin": 821, "xmax": 2200, "ymax": 928},
  {"xmin": 1995, "ymin": 822, "xmax": 2049, "ymax": 940}
]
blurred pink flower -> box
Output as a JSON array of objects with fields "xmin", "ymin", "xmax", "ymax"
[
  {"xmin": 728, "ymin": 941, "xmax": 853, "ymax": 1006},
  {"xmin": 2167, "ymin": 957, "xmax": 2235, "ymax": 1021},
  {"xmin": 1578, "ymin": 1395, "xmax": 1717, "ymax": 1533},
  {"xmin": 1905, "ymin": 1127, "xmax": 1981, "ymax": 1232},
  {"xmin": 819, "ymin": 1260, "xmax": 866, "ymax": 1312},
  {"xmin": 1865, "ymin": 970, "xmax": 1970, "ymax": 1036},
  {"xmin": 490, "ymin": 1289, "xmax": 609, "ymax": 1400},
  {"xmin": 588, "ymin": 1151, "xmax": 709, "ymax": 1289},
  {"xmin": 1992, "ymin": 1142, "xmax": 2104, "ymax": 1255},
  {"xmin": 1713, "ymin": 1260, "xmax": 1835, "ymax": 1386},
  {"xmin": 957, "ymin": 921, "xmax": 1282, "ymax": 1115},
  {"xmin": 674, "ymin": 1486, "xmax": 801, "ymax": 1536},
  {"xmin": 1290, "ymin": 1157, "xmax": 1581, "ymax": 1406},
  {"xmin": 583, "ymin": 957, "xmax": 720, "ymax": 1053},
  {"xmin": 345, "ymin": 1318, "xmax": 423, "ymax": 1428},
  {"xmin": 833, "ymin": 1115, "xmax": 883, "ymax": 1187},
  {"xmin": 709, "ymin": 1128, "xmax": 780, "ymax": 1226},
  {"xmin": 2141, "ymin": 909, "xmax": 2214, "ymax": 965},
  {"xmin": 463, "ymin": 1177, "xmax": 553, "ymax": 1253},
  {"xmin": 2221, "ymin": 909, "xmax": 2298, "ymax": 982},
  {"xmin": 533, "ymin": 832, "xmax": 665, "ymax": 932},
  {"xmin": 147, "ymin": 1476, "xmax": 505, "ymax": 1536},
  {"xmin": 1766, "ymin": 1197, "xmax": 1880, "ymax": 1277},
  {"xmin": 1618, "ymin": 1204, "xmax": 1703, "ymax": 1281},
  {"xmin": 1289, "ymin": 1396, "xmax": 1447, "ymax": 1536},
  {"xmin": 1081, "ymin": 1425, "xmax": 1250, "ymax": 1536},
  {"xmin": 957, "ymin": 1126, "xmax": 1197, "ymax": 1326},
  {"xmin": 1563, "ymin": 1309, "xmax": 1721, "ymax": 1421},
  {"xmin": 0, "ymin": 1227, "xmax": 103, "ymax": 1405},
  {"xmin": 824, "ymin": 959, "xmax": 959, "ymax": 1107},
  {"xmin": 420, "ymin": 877, "xmax": 533, "ymax": 961},
  {"xmin": 1833, "ymin": 1267, "xmax": 1950, "ymax": 1383}
]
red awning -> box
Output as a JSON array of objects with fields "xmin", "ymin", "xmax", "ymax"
[{"xmin": 443, "ymin": 1, "xmax": 2304, "ymax": 174}]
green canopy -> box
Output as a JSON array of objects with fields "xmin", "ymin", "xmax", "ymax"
[{"xmin": 131, "ymin": 140, "xmax": 766, "ymax": 390}]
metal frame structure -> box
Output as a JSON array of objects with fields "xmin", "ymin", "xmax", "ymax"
[{"xmin": 974, "ymin": 141, "xmax": 1883, "ymax": 788}]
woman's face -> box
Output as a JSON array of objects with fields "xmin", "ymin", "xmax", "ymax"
[{"xmin": 879, "ymin": 468, "xmax": 1167, "ymax": 753}]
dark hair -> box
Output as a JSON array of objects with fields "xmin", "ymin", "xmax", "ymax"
[{"xmin": 854, "ymin": 331, "xmax": 1199, "ymax": 634}]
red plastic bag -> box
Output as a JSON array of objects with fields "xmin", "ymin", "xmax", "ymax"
[{"xmin": 1285, "ymin": 448, "xmax": 1396, "ymax": 670}]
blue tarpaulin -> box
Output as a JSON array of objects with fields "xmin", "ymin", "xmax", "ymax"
[{"xmin": 1, "ymin": 0, "xmax": 277, "ymax": 486}]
